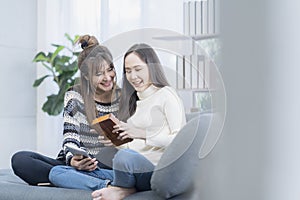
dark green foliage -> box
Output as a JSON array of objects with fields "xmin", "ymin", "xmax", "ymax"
[{"xmin": 32, "ymin": 33, "xmax": 80, "ymax": 116}]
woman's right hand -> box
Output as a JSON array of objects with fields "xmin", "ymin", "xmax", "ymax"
[{"xmin": 70, "ymin": 155, "xmax": 98, "ymax": 171}]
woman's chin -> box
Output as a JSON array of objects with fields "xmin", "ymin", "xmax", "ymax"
[
  {"xmin": 102, "ymin": 87, "xmax": 113, "ymax": 92},
  {"xmin": 99, "ymin": 84, "xmax": 113, "ymax": 91},
  {"xmin": 134, "ymin": 84, "xmax": 150, "ymax": 92}
]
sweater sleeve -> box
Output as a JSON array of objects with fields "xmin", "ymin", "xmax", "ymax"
[{"xmin": 62, "ymin": 90, "xmax": 85, "ymax": 165}]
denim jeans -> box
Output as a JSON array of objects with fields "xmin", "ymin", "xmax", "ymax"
[
  {"xmin": 111, "ymin": 149, "xmax": 155, "ymax": 191},
  {"xmin": 49, "ymin": 149, "xmax": 154, "ymax": 192},
  {"xmin": 49, "ymin": 166, "xmax": 114, "ymax": 191}
]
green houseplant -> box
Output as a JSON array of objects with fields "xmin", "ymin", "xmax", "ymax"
[{"xmin": 33, "ymin": 33, "xmax": 80, "ymax": 116}]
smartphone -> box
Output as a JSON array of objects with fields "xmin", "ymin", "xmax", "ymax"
[{"xmin": 65, "ymin": 144, "xmax": 90, "ymax": 158}]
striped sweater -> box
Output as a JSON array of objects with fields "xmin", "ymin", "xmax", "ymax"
[{"xmin": 58, "ymin": 88, "xmax": 119, "ymax": 165}]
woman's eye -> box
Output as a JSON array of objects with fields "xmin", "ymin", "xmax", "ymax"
[{"xmin": 96, "ymin": 72, "xmax": 103, "ymax": 76}]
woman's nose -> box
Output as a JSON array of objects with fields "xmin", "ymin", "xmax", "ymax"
[
  {"xmin": 130, "ymin": 71, "xmax": 137, "ymax": 79},
  {"xmin": 103, "ymin": 73, "xmax": 112, "ymax": 81}
]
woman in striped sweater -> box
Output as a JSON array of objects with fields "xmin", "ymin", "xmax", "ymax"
[{"xmin": 11, "ymin": 35, "xmax": 119, "ymax": 186}]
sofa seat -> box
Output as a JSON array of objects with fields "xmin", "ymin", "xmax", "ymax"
[
  {"xmin": 0, "ymin": 169, "xmax": 193, "ymax": 200},
  {"xmin": 0, "ymin": 169, "xmax": 92, "ymax": 200}
]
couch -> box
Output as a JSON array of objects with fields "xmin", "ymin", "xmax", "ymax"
[{"xmin": 0, "ymin": 112, "xmax": 213, "ymax": 200}]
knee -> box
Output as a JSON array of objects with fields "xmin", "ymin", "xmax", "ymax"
[
  {"xmin": 48, "ymin": 167, "xmax": 57, "ymax": 185},
  {"xmin": 11, "ymin": 151, "xmax": 25, "ymax": 164},
  {"xmin": 49, "ymin": 166, "xmax": 65, "ymax": 183},
  {"xmin": 49, "ymin": 166, "xmax": 66, "ymax": 177},
  {"xmin": 112, "ymin": 149, "xmax": 138, "ymax": 171},
  {"xmin": 11, "ymin": 151, "xmax": 30, "ymax": 171}
]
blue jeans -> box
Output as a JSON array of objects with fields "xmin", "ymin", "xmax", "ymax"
[
  {"xmin": 111, "ymin": 149, "xmax": 155, "ymax": 191},
  {"xmin": 49, "ymin": 166, "xmax": 114, "ymax": 191},
  {"xmin": 49, "ymin": 149, "xmax": 154, "ymax": 192}
]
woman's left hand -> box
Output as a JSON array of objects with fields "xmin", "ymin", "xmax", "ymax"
[{"xmin": 113, "ymin": 121, "xmax": 146, "ymax": 140}]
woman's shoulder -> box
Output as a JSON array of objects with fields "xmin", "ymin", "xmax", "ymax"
[
  {"xmin": 64, "ymin": 87, "xmax": 84, "ymax": 115},
  {"xmin": 158, "ymin": 86, "xmax": 179, "ymax": 98},
  {"xmin": 67, "ymin": 84, "xmax": 81, "ymax": 93},
  {"xmin": 64, "ymin": 86, "xmax": 84, "ymax": 103}
]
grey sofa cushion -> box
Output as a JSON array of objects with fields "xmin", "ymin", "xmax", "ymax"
[
  {"xmin": 151, "ymin": 113, "xmax": 212, "ymax": 199},
  {"xmin": 124, "ymin": 191, "xmax": 164, "ymax": 200},
  {"xmin": 0, "ymin": 168, "xmax": 192, "ymax": 200},
  {"xmin": 124, "ymin": 190, "xmax": 193, "ymax": 200},
  {"xmin": 0, "ymin": 169, "xmax": 92, "ymax": 200}
]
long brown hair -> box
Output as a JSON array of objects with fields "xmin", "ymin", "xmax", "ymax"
[
  {"xmin": 118, "ymin": 43, "xmax": 169, "ymax": 121},
  {"xmin": 75, "ymin": 35, "xmax": 117, "ymax": 133}
]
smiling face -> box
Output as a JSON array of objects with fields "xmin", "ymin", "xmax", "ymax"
[
  {"xmin": 92, "ymin": 61, "xmax": 116, "ymax": 92},
  {"xmin": 124, "ymin": 53, "xmax": 151, "ymax": 92}
]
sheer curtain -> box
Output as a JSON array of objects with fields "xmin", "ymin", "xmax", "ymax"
[{"xmin": 101, "ymin": 0, "xmax": 183, "ymax": 41}]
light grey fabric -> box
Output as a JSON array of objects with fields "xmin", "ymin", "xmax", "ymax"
[
  {"xmin": 124, "ymin": 191, "xmax": 164, "ymax": 200},
  {"xmin": 0, "ymin": 168, "xmax": 191, "ymax": 200},
  {"xmin": 151, "ymin": 113, "xmax": 212, "ymax": 199},
  {"xmin": 124, "ymin": 190, "xmax": 193, "ymax": 200},
  {"xmin": 0, "ymin": 169, "xmax": 92, "ymax": 200}
]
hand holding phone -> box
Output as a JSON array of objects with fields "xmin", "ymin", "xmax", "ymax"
[
  {"xmin": 71, "ymin": 155, "xmax": 98, "ymax": 171},
  {"xmin": 65, "ymin": 144, "xmax": 98, "ymax": 171}
]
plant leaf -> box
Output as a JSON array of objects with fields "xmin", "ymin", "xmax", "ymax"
[
  {"xmin": 62, "ymin": 61, "xmax": 78, "ymax": 72},
  {"xmin": 50, "ymin": 45, "xmax": 64, "ymax": 65},
  {"xmin": 51, "ymin": 44, "xmax": 61, "ymax": 48},
  {"xmin": 34, "ymin": 33, "xmax": 80, "ymax": 116},
  {"xmin": 73, "ymin": 35, "xmax": 80, "ymax": 45},
  {"xmin": 53, "ymin": 55, "xmax": 73, "ymax": 73},
  {"xmin": 33, "ymin": 52, "xmax": 49, "ymax": 62},
  {"xmin": 64, "ymin": 33, "xmax": 72, "ymax": 44},
  {"xmin": 32, "ymin": 75, "xmax": 50, "ymax": 87},
  {"xmin": 65, "ymin": 33, "xmax": 80, "ymax": 45},
  {"xmin": 42, "ymin": 94, "xmax": 64, "ymax": 116}
]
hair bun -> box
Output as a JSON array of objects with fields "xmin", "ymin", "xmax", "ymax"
[
  {"xmin": 78, "ymin": 35, "xmax": 99, "ymax": 50},
  {"xmin": 81, "ymin": 41, "xmax": 88, "ymax": 49}
]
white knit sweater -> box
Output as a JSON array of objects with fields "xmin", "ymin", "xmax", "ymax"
[{"xmin": 126, "ymin": 85, "xmax": 186, "ymax": 165}]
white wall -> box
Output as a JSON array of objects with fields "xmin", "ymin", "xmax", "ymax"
[
  {"xmin": 0, "ymin": 0, "xmax": 37, "ymax": 169},
  {"xmin": 192, "ymin": 0, "xmax": 300, "ymax": 200},
  {"xmin": 264, "ymin": 1, "xmax": 300, "ymax": 199}
]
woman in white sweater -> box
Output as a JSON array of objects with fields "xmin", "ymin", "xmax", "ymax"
[{"xmin": 92, "ymin": 43, "xmax": 186, "ymax": 200}]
